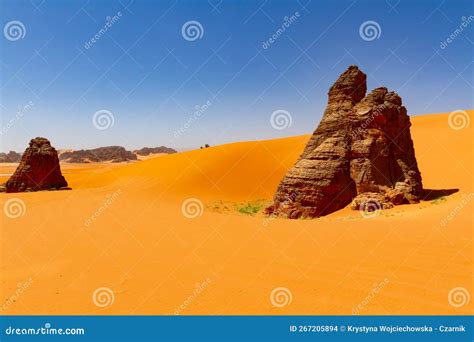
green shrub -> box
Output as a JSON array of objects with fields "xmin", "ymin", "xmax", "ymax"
[{"xmin": 236, "ymin": 201, "xmax": 267, "ymax": 215}]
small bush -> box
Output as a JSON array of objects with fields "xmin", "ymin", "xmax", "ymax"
[{"xmin": 236, "ymin": 201, "xmax": 267, "ymax": 215}]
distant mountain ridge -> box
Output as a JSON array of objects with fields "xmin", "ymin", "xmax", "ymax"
[
  {"xmin": 59, "ymin": 146, "xmax": 137, "ymax": 163},
  {"xmin": 1, "ymin": 145, "xmax": 177, "ymax": 163},
  {"xmin": 133, "ymin": 146, "xmax": 177, "ymax": 156},
  {"xmin": 0, "ymin": 151, "xmax": 22, "ymax": 163}
]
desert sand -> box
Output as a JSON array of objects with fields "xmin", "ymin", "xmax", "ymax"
[{"xmin": 0, "ymin": 112, "xmax": 472, "ymax": 315}]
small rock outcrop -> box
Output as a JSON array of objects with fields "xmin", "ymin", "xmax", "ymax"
[
  {"xmin": 265, "ymin": 65, "xmax": 423, "ymax": 218},
  {"xmin": 5, "ymin": 137, "xmax": 68, "ymax": 193},
  {"xmin": 133, "ymin": 146, "xmax": 177, "ymax": 156}
]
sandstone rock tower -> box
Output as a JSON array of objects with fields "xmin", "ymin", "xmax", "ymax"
[
  {"xmin": 6, "ymin": 137, "xmax": 68, "ymax": 193},
  {"xmin": 266, "ymin": 66, "xmax": 422, "ymax": 218}
]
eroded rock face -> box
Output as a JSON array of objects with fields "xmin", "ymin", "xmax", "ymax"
[
  {"xmin": 265, "ymin": 65, "xmax": 422, "ymax": 218},
  {"xmin": 6, "ymin": 137, "xmax": 68, "ymax": 193}
]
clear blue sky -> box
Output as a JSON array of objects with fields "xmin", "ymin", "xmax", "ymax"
[{"xmin": 1, "ymin": 0, "xmax": 473, "ymax": 152}]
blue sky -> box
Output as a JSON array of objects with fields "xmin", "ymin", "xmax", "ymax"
[{"xmin": 1, "ymin": 0, "xmax": 473, "ymax": 152}]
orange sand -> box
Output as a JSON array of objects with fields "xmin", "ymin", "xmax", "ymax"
[{"xmin": 1, "ymin": 112, "xmax": 472, "ymax": 315}]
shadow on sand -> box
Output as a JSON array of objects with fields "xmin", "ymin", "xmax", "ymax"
[{"xmin": 422, "ymin": 188, "xmax": 459, "ymax": 201}]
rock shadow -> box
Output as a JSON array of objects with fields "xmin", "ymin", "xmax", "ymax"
[{"xmin": 421, "ymin": 188, "xmax": 459, "ymax": 201}]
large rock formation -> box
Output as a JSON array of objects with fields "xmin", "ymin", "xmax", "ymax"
[
  {"xmin": 265, "ymin": 65, "xmax": 423, "ymax": 219},
  {"xmin": 5, "ymin": 137, "xmax": 68, "ymax": 192}
]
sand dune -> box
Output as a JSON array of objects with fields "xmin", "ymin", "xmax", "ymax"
[{"xmin": 1, "ymin": 112, "xmax": 472, "ymax": 315}]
